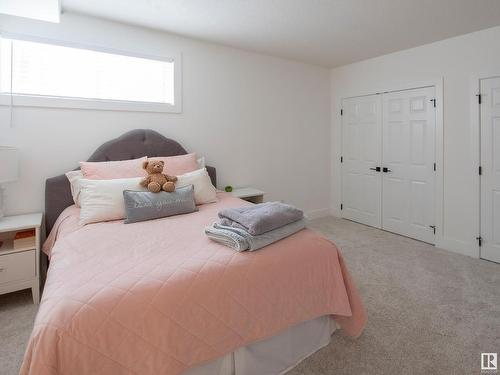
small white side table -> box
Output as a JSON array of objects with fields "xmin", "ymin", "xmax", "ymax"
[
  {"xmin": 0, "ymin": 213, "xmax": 43, "ymax": 304},
  {"xmin": 230, "ymin": 187, "xmax": 265, "ymax": 204}
]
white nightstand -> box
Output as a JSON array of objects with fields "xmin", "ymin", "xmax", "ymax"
[
  {"xmin": 230, "ymin": 187, "xmax": 265, "ymax": 204},
  {"xmin": 0, "ymin": 213, "xmax": 43, "ymax": 304}
]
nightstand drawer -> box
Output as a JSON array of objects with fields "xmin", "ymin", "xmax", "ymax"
[{"xmin": 0, "ymin": 250, "xmax": 36, "ymax": 284}]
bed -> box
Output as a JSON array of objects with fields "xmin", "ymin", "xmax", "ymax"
[{"xmin": 21, "ymin": 129, "xmax": 366, "ymax": 375}]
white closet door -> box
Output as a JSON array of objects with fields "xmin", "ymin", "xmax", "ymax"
[
  {"xmin": 382, "ymin": 87, "xmax": 436, "ymax": 243},
  {"xmin": 341, "ymin": 95, "xmax": 382, "ymax": 228},
  {"xmin": 480, "ymin": 77, "xmax": 500, "ymax": 263}
]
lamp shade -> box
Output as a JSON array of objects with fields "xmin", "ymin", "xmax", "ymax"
[{"xmin": 0, "ymin": 146, "xmax": 18, "ymax": 183}]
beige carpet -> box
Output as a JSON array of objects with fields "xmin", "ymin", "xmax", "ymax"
[
  {"xmin": 0, "ymin": 290, "xmax": 37, "ymax": 375},
  {"xmin": 1, "ymin": 217, "xmax": 499, "ymax": 375}
]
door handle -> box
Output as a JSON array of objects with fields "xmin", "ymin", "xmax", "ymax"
[
  {"xmin": 369, "ymin": 167, "xmax": 381, "ymax": 172},
  {"xmin": 382, "ymin": 167, "xmax": 392, "ymax": 173}
]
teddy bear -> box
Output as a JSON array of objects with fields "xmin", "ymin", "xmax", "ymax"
[{"xmin": 140, "ymin": 160, "xmax": 178, "ymax": 193}]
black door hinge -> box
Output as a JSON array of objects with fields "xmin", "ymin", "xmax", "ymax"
[
  {"xmin": 476, "ymin": 236, "xmax": 482, "ymax": 247},
  {"xmin": 430, "ymin": 98, "xmax": 436, "ymax": 108},
  {"xmin": 340, "ymin": 204, "xmax": 343, "ymax": 210},
  {"xmin": 477, "ymin": 94, "xmax": 482, "ymax": 104},
  {"xmin": 340, "ymin": 109, "xmax": 343, "ymax": 116},
  {"xmin": 429, "ymin": 225, "xmax": 436, "ymax": 235},
  {"xmin": 479, "ymin": 166, "xmax": 482, "ymax": 175},
  {"xmin": 340, "ymin": 156, "xmax": 343, "ymax": 163},
  {"xmin": 433, "ymin": 162, "xmax": 436, "ymax": 171}
]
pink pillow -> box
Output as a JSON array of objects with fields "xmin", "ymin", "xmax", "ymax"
[
  {"xmin": 152, "ymin": 153, "xmax": 199, "ymax": 176},
  {"xmin": 80, "ymin": 156, "xmax": 147, "ymax": 180}
]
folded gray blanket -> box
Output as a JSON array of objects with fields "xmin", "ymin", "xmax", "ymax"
[
  {"xmin": 205, "ymin": 218, "xmax": 306, "ymax": 252},
  {"xmin": 218, "ymin": 201, "xmax": 304, "ymax": 235}
]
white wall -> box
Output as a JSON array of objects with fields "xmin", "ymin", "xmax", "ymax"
[
  {"xmin": 330, "ymin": 25, "xmax": 500, "ymax": 257},
  {"xmin": 0, "ymin": 13, "xmax": 331, "ymax": 218}
]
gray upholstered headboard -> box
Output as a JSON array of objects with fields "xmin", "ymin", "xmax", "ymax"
[{"xmin": 45, "ymin": 129, "xmax": 216, "ymax": 236}]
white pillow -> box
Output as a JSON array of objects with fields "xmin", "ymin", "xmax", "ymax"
[
  {"xmin": 79, "ymin": 177, "xmax": 146, "ymax": 225},
  {"xmin": 197, "ymin": 156, "xmax": 205, "ymax": 169},
  {"xmin": 66, "ymin": 170, "xmax": 84, "ymax": 207},
  {"xmin": 176, "ymin": 168, "xmax": 216, "ymax": 205},
  {"xmin": 66, "ymin": 164, "xmax": 151, "ymax": 208}
]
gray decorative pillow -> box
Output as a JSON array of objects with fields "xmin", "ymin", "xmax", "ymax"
[{"xmin": 123, "ymin": 185, "xmax": 197, "ymax": 224}]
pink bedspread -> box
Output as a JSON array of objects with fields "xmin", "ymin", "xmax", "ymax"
[{"xmin": 21, "ymin": 193, "xmax": 366, "ymax": 375}]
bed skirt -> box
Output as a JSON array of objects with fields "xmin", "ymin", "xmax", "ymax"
[{"xmin": 185, "ymin": 315, "xmax": 337, "ymax": 375}]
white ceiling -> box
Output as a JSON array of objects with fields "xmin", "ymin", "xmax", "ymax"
[
  {"xmin": 62, "ymin": 0, "xmax": 500, "ymax": 68},
  {"xmin": 1, "ymin": 0, "xmax": 60, "ymax": 23}
]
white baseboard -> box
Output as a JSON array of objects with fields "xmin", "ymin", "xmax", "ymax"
[
  {"xmin": 306, "ymin": 208, "xmax": 332, "ymax": 220},
  {"xmin": 435, "ymin": 237, "xmax": 479, "ymax": 258}
]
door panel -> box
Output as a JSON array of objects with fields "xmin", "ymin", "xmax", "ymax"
[
  {"xmin": 341, "ymin": 95, "xmax": 382, "ymax": 228},
  {"xmin": 382, "ymin": 87, "xmax": 436, "ymax": 243},
  {"xmin": 480, "ymin": 77, "xmax": 500, "ymax": 263}
]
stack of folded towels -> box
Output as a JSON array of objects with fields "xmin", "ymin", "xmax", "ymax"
[{"xmin": 205, "ymin": 201, "xmax": 306, "ymax": 251}]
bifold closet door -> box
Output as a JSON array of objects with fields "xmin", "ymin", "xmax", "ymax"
[
  {"xmin": 341, "ymin": 95, "xmax": 382, "ymax": 228},
  {"xmin": 381, "ymin": 87, "xmax": 436, "ymax": 243},
  {"xmin": 480, "ymin": 76, "xmax": 500, "ymax": 263}
]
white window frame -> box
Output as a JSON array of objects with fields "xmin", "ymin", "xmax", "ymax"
[{"xmin": 0, "ymin": 33, "xmax": 182, "ymax": 113}]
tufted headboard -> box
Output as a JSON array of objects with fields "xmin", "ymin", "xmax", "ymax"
[{"xmin": 45, "ymin": 129, "xmax": 216, "ymax": 236}]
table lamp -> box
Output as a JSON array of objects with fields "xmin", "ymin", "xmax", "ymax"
[{"xmin": 0, "ymin": 146, "xmax": 18, "ymax": 219}]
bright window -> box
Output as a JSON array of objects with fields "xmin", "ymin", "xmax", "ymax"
[{"xmin": 0, "ymin": 36, "xmax": 181, "ymax": 112}]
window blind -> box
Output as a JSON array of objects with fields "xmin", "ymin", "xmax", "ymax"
[{"xmin": 0, "ymin": 37, "xmax": 175, "ymax": 105}]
